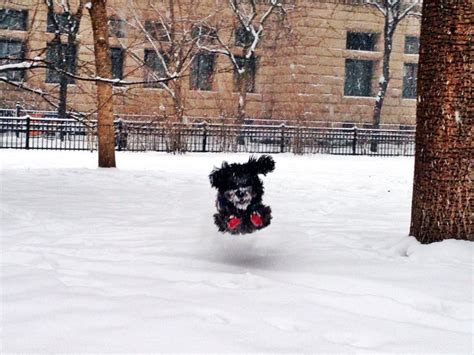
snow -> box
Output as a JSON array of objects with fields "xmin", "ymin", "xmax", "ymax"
[
  {"xmin": 0, "ymin": 61, "xmax": 35, "ymax": 73},
  {"xmin": 1, "ymin": 150, "xmax": 472, "ymax": 353}
]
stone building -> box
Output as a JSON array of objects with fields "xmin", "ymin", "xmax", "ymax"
[{"xmin": 0, "ymin": 0, "xmax": 420, "ymax": 127}]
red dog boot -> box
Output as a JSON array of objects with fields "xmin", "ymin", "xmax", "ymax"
[
  {"xmin": 250, "ymin": 212, "xmax": 263, "ymax": 228},
  {"xmin": 227, "ymin": 216, "xmax": 241, "ymax": 231}
]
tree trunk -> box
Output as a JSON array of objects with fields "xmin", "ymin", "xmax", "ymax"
[
  {"xmin": 237, "ymin": 78, "xmax": 248, "ymax": 124},
  {"xmin": 58, "ymin": 47, "xmax": 68, "ymax": 118},
  {"xmin": 58, "ymin": 37, "xmax": 77, "ymax": 118},
  {"xmin": 409, "ymin": 0, "xmax": 472, "ymax": 243},
  {"xmin": 88, "ymin": 0, "xmax": 116, "ymax": 168},
  {"xmin": 236, "ymin": 72, "xmax": 247, "ymax": 145},
  {"xmin": 173, "ymin": 80, "xmax": 185, "ymax": 123},
  {"xmin": 371, "ymin": 20, "xmax": 395, "ymax": 152}
]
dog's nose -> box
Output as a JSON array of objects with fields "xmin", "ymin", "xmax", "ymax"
[{"xmin": 236, "ymin": 190, "xmax": 245, "ymax": 198}]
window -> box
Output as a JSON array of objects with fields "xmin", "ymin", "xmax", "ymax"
[
  {"xmin": 45, "ymin": 42, "xmax": 77, "ymax": 84},
  {"xmin": 144, "ymin": 49, "xmax": 167, "ymax": 87},
  {"xmin": 0, "ymin": 9, "xmax": 27, "ymax": 30},
  {"xmin": 110, "ymin": 47, "xmax": 124, "ymax": 80},
  {"xmin": 346, "ymin": 32, "xmax": 377, "ymax": 51},
  {"xmin": 47, "ymin": 10, "xmax": 77, "ymax": 34},
  {"xmin": 405, "ymin": 36, "xmax": 419, "ymax": 54},
  {"xmin": 235, "ymin": 26, "xmax": 254, "ymax": 47},
  {"xmin": 191, "ymin": 25, "xmax": 216, "ymax": 44},
  {"xmin": 234, "ymin": 55, "xmax": 257, "ymax": 93},
  {"xmin": 108, "ymin": 17, "xmax": 126, "ymax": 38},
  {"xmin": 190, "ymin": 53, "xmax": 215, "ymax": 91},
  {"xmin": 344, "ymin": 59, "xmax": 373, "ymax": 97},
  {"xmin": 144, "ymin": 20, "xmax": 169, "ymax": 42},
  {"xmin": 0, "ymin": 39, "xmax": 25, "ymax": 81},
  {"xmin": 402, "ymin": 63, "xmax": 417, "ymax": 99}
]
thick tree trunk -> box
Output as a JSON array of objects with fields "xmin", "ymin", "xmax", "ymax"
[
  {"xmin": 88, "ymin": 0, "xmax": 116, "ymax": 168},
  {"xmin": 409, "ymin": 0, "xmax": 472, "ymax": 243}
]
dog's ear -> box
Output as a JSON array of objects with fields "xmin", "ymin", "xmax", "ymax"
[
  {"xmin": 209, "ymin": 162, "xmax": 230, "ymax": 188},
  {"xmin": 247, "ymin": 155, "xmax": 275, "ymax": 176}
]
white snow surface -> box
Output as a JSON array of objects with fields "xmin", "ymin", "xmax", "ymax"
[{"xmin": 1, "ymin": 150, "xmax": 472, "ymax": 353}]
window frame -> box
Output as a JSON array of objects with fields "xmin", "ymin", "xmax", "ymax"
[
  {"xmin": 189, "ymin": 53, "xmax": 215, "ymax": 91},
  {"xmin": 143, "ymin": 48, "xmax": 168, "ymax": 88},
  {"xmin": 404, "ymin": 36, "xmax": 420, "ymax": 55},
  {"xmin": 144, "ymin": 20, "xmax": 169, "ymax": 42},
  {"xmin": 47, "ymin": 10, "xmax": 77, "ymax": 34},
  {"xmin": 0, "ymin": 39, "xmax": 26, "ymax": 82},
  {"xmin": 191, "ymin": 25, "xmax": 217, "ymax": 44},
  {"xmin": 108, "ymin": 17, "xmax": 126, "ymax": 38},
  {"xmin": 235, "ymin": 26, "xmax": 254, "ymax": 47},
  {"xmin": 344, "ymin": 58, "xmax": 374, "ymax": 97},
  {"xmin": 402, "ymin": 62, "xmax": 418, "ymax": 99},
  {"xmin": 0, "ymin": 8, "xmax": 28, "ymax": 31},
  {"xmin": 110, "ymin": 47, "xmax": 124, "ymax": 81},
  {"xmin": 233, "ymin": 55, "xmax": 257, "ymax": 93},
  {"xmin": 346, "ymin": 31, "xmax": 378, "ymax": 52},
  {"xmin": 45, "ymin": 42, "xmax": 77, "ymax": 84}
]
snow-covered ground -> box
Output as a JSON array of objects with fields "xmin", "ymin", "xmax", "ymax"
[{"xmin": 1, "ymin": 150, "xmax": 472, "ymax": 354}]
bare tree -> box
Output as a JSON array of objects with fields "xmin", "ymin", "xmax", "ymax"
[
  {"xmin": 0, "ymin": 1, "xmax": 179, "ymax": 165},
  {"xmin": 409, "ymin": 0, "xmax": 472, "ymax": 243},
  {"xmin": 198, "ymin": 0, "xmax": 288, "ymax": 123},
  {"xmin": 87, "ymin": 0, "xmax": 116, "ymax": 167},
  {"xmin": 124, "ymin": 0, "xmax": 206, "ymax": 124},
  {"xmin": 44, "ymin": 0, "xmax": 85, "ymax": 118},
  {"xmin": 364, "ymin": 0, "xmax": 421, "ymax": 151}
]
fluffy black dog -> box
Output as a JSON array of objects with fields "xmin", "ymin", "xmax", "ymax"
[{"xmin": 209, "ymin": 155, "xmax": 275, "ymax": 234}]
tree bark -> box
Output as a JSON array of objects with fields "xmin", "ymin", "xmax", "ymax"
[
  {"xmin": 372, "ymin": 27, "xmax": 394, "ymax": 131},
  {"xmin": 58, "ymin": 45, "xmax": 69, "ymax": 118},
  {"xmin": 88, "ymin": 0, "xmax": 116, "ymax": 168},
  {"xmin": 371, "ymin": 13, "xmax": 395, "ymax": 152},
  {"xmin": 237, "ymin": 74, "xmax": 248, "ymax": 124},
  {"xmin": 409, "ymin": 0, "xmax": 472, "ymax": 243}
]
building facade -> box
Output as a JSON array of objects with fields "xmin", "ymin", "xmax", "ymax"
[{"xmin": 0, "ymin": 0, "xmax": 420, "ymax": 127}]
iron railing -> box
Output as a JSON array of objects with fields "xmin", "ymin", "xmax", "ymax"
[
  {"xmin": 0, "ymin": 106, "xmax": 416, "ymax": 130},
  {"xmin": 0, "ymin": 115, "xmax": 416, "ymax": 156}
]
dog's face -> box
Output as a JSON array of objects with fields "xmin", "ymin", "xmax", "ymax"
[
  {"xmin": 210, "ymin": 155, "xmax": 275, "ymax": 210},
  {"xmin": 223, "ymin": 175, "xmax": 256, "ymax": 210}
]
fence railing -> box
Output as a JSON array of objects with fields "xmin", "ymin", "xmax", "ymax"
[
  {"xmin": 0, "ymin": 116, "xmax": 416, "ymax": 156},
  {"xmin": 0, "ymin": 106, "xmax": 417, "ymax": 130}
]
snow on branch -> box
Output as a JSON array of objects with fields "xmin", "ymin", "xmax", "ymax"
[
  {"xmin": 199, "ymin": 0, "xmax": 287, "ymax": 73},
  {"xmin": 364, "ymin": 0, "xmax": 421, "ymax": 23},
  {"xmin": 0, "ymin": 61, "xmax": 38, "ymax": 72},
  {"xmin": 0, "ymin": 57, "xmax": 178, "ymax": 86}
]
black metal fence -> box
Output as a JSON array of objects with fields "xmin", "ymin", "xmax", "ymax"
[{"xmin": 0, "ymin": 115, "xmax": 416, "ymax": 156}]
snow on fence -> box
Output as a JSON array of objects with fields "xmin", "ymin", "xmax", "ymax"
[{"xmin": 0, "ymin": 115, "xmax": 416, "ymax": 156}]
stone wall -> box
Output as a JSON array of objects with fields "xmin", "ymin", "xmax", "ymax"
[{"xmin": 0, "ymin": 0, "xmax": 420, "ymax": 125}]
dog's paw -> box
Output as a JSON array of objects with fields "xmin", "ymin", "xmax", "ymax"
[
  {"xmin": 250, "ymin": 212, "xmax": 263, "ymax": 228},
  {"xmin": 227, "ymin": 216, "xmax": 241, "ymax": 230}
]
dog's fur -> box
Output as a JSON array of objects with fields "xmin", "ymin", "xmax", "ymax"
[{"xmin": 209, "ymin": 155, "xmax": 275, "ymax": 234}]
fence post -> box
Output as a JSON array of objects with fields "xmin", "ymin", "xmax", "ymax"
[
  {"xmin": 280, "ymin": 124, "xmax": 286, "ymax": 153},
  {"xmin": 117, "ymin": 119, "xmax": 123, "ymax": 151},
  {"xmin": 16, "ymin": 102, "xmax": 21, "ymax": 117},
  {"xmin": 15, "ymin": 102, "xmax": 21, "ymax": 138},
  {"xmin": 202, "ymin": 121, "xmax": 208, "ymax": 152},
  {"xmin": 352, "ymin": 126, "xmax": 357, "ymax": 155},
  {"xmin": 25, "ymin": 115, "xmax": 31, "ymax": 150}
]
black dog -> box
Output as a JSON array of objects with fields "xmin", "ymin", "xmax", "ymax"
[{"xmin": 209, "ymin": 155, "xmax": 275, "ymax": 234}]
